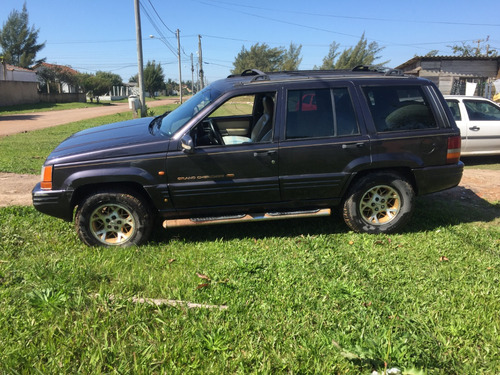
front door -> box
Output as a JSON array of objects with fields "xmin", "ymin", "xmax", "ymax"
[{"xmin": 166, "ymin": 91, "xmax": 280, "ymax": 211}]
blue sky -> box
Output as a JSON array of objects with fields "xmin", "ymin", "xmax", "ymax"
[{"xmin": 2, "ymin": 0, "xmax": 499, "ymax": 84}]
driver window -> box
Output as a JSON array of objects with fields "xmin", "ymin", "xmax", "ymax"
[{"xmin": 190, "ymin": 92, "xmax": 276, "ymax": 147}]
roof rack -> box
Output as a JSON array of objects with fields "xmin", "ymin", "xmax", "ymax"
[{"xmin": 228, "ymin": 69, "xmax": 270, "ymax": 82}]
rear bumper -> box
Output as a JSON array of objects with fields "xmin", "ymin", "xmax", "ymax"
[
  {"xmin": 413, "ymin": 161, "xmax": 464, "ymax": 195},
  {"xmin": 32, "ymin": 182, "xmax": 74, "ymax": 221}
]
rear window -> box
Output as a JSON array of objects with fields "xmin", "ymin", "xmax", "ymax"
[{"xmin": 362, "ymin": 86, "xmax": 438, "ymax": 132}]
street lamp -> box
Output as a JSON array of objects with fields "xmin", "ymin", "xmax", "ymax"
[{"xmin": 150, "ymin": 33, "xmax": 182, "ymax": 104}]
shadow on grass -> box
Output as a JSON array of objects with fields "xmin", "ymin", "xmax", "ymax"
[
  {"xmin": 461, "ymin": 155, "xmax": 500, "ymax": 168},
  {"xmin": 150, "ymin": 186, "xmax": 500, "ymax": 244}
]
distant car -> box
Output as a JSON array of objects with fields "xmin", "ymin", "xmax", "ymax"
[{"xmin": 445, "ymin": 95, "xmax": 500, "ymax": 156}]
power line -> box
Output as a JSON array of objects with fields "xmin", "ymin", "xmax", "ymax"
[
  {"xmin": 140, "ymin": 2, "xmax": 177, "ymax": 56},
  {"xmin": 197, "ymin": 0, "xmax": 500, "ymax": 27},
  {"xmin": 147, "ymin": 0, "xmax": 176, "ymax": 35}
]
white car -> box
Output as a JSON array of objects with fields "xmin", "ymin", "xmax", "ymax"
[{"xmin": 445, "ymin": 95, "xmax": 500, "ymax": 156}]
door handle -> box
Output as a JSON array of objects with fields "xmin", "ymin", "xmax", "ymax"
[
  {"xmin": 469, "ymin": 126, "xmax": 480, "ymax": 131},
  {"xmin": 342, "ymin": 142, "xmax": 365, "ymax": 149},
  {"xmin": 253, "ymin": 150, "xmax": 277, "ymax": 157}
]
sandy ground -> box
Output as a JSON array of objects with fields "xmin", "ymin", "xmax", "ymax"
[{"xmin": 1, "ymin": 169, "xmax": 499, "ymax": 208}]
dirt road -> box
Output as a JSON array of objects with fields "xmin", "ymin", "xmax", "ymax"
[{"xmin": 0, "ymin": 98, "xmax": 177, "ymax": 137}]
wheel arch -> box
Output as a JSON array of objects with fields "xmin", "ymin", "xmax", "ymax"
[
  {"xmin": 70, "ymin": 181, "xmax": 157, "ymax": 219},
  {"xmin": 342, "ymin": 167, "xmax": 418, "ymax": 200}
]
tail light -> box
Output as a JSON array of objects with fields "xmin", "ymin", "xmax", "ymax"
[
  {"xmin": 40, "ymin": 165, "xmax": 53, "ymax": 190},
  {"xmin": 447, "ymin": 136, "xmax": 461, "ymax": 164}
]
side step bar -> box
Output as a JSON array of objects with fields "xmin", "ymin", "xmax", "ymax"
[{"xmin": 163, "ymin": 208, "xmax": 331, "ymax": 228}]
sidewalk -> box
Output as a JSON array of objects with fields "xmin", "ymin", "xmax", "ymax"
[{"xmin": 0, "ymin": 98, "xmax": 177, "ymax": 137}]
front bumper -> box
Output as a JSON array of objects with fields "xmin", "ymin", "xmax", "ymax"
[
  {"xmin": 413, "ymin": 161, "xmax": 464, "ymax": 195},
  {"xmin": 32, "ymin": 182, "xmax": 74, "ymax": 221}
]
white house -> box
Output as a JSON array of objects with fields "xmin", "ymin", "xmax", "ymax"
[{"xmin": 0, "ymin": 62, "xmax": 37, "ymax": 82}]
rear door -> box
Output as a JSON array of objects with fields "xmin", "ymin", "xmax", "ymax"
[
  {"xmin": 461, "ymin": 98, "xmax": 500, "ymax": 155},
  {"xmin": 278, "ymin": 83, "xmax": 370, "ymax": 202}
]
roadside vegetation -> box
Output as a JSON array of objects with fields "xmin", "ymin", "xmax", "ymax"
[{"xmin": 0, "ymin": 104, "xmax": 499, "ymax": 373}]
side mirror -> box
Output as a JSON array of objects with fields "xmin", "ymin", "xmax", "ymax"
[{"xmin": 181, "ymin": 134, "xmax": 194, "ymax": 153}]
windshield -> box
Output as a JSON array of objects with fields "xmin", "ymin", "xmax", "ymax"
[{"xmin": 160, "ymin": 86, "xmax": 222, "ymax": 137}]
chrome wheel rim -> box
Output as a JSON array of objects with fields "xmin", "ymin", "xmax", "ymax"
[
  {"xmin": 89, "ymin": 204, "xmax": 136, "ymax": 245},
  {"xmin": 359, "ymin": 185, "xmax": 401, "ymax": 225}
]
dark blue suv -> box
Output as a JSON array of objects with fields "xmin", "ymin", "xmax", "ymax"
[{"xmin": 33, "ymin": 68, "xmax": 463, "ymax": 247}]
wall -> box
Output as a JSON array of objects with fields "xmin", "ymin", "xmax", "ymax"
[
  {"xmin": 0, "ymin": 81, "xmax": 86, "ymax": 106},
  {"xmin": 39, "ymin": 93, "xmax": 86, "ymax": 103},
  {"xmin": 0, "ymin": 81, "xmax": 38, "ymax": 106}
]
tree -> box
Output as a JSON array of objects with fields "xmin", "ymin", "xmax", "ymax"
[
  {"xmin": 0, "ymin": 2, "xmax": 45, "ymax": 67},
  {"xmin": 448, "ymin": 36, "xmax": 498, "ymax": 57},
  {"xmin": 37, "ymin": 64, "xmax": 78, "ymax": 93},
  {"xmin": 77, "ymin": 71, "xmax": 122, "ymax": 103},
  {"xmin": 143, "ymin": 60, "xmax": 165, "ymax": 98},
  {"xmin": 164, "ymin": 78, "xmax": 177, "ymax": 96},
  {"xmin": 231, "ymin": 42, "xmax": 303, "ymax": 74},
  {"xmin": 316, "ymin": 33, "xmax": 387, "ymax": 70},
  {"xmin": 282, "ymin": 43, "xmax": 303, "ymax": 71}
]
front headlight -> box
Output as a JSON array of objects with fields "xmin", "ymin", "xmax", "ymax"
[{"xmin": 40, "ymin": 165, "xmax": 53, "ymax": 190}]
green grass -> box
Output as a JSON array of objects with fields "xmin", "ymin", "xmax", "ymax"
[
  {"xmin": 1, "ymin": 196, "xmax": 499, "ymax": 373},
  {"xmin": 0, "ymin": 104, "xmax": 178, "ymax": 174},
  {"xmin": 1, "ymin": 103, "xmax": 499, "ymax": 373}
]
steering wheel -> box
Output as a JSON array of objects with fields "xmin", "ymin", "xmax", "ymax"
[{"xmin": 207, "ymin": 119, "xmax": 224, "ymax": 145}]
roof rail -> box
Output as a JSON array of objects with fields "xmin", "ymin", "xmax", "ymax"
[
  {"xmin": 228, "ymin": 69, "xmax": 270, "ymax": 81},
  {"xmin": 352, "ymin": 65, "xmax": 404, "ymax": 76}
]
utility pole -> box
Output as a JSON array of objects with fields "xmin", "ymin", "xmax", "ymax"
[
  {"xmin": 133, "ymin": 0, "xmax": 146, "ymax": 117},
  {"xmin": 191, "ymin": 53, "xmax": 194, "ymax": 95},
  {"xmin": 198, "ymin": 35, "xmax": 204, "ymax": 89},
  {"xmin": 177, "ymin": 29, "xmax": 182, "ymax": 104}
]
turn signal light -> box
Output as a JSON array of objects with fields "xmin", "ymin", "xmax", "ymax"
[
  {"xmin": 447, "ymin": 136, "xmax": 461, "ymax": 164},
  {"xmin": 41, "ymin": 165, "xmax": 53, "ymax": 190}
]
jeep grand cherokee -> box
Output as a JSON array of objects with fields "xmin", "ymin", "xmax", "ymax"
[{"xmin": 33, "ymin": 67, "xmax": 463, "ymax": 247}]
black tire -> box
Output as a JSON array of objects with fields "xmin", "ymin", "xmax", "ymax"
[
  {"xmin": 342, "ymin": 172, "xmax": 414, "ymax": 234},
  {"xmin": 75, "ymin": 190, "xmax": 154, "ymax": 247}
]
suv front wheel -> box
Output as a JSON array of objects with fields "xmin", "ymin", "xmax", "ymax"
[
  {"xmin": 343, "ymin": 172, "xmax": 414, "ymax": 234},
  {"xmin": 75, "ymin": 189, "xmax": 154, "ymax": 247}
]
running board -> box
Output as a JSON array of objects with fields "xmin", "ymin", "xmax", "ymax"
[{"xmin": 163, "ymin": 208, "xmax": 331, "ymax": 228}]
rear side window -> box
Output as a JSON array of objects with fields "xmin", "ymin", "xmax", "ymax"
[
  {"xmin": 286, "ymin": 88, "xmax": 359, "ymax": 139},
  {"xmin": 362, "ymin": 86, "xmax": 438, "ymax": 132}
]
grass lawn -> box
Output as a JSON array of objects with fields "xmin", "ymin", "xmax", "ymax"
[
  {"xmin": 1, "ymin": 197, "xmax": 499, "ymax": 373},
  {"xmin": 0, "ymin": 105, "xmax": 499, "ymax": 373}
]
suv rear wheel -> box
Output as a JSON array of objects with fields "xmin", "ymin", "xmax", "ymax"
[
  {"xmin": 75, "ymin": 190, "xmax": 153, "ymax": 247},
  {"xmin": 343, "ymin": 172, "xmax": 414, "ymax": 234}
]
